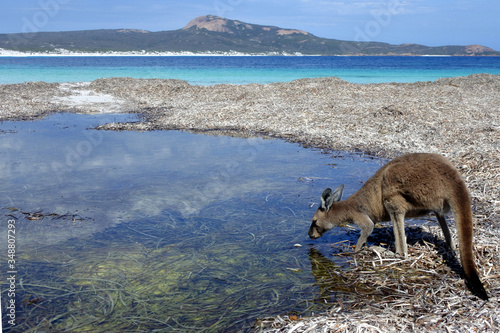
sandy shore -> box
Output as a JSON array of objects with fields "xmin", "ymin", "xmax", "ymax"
[
  {"xmin": 1, "ymin": 74, "xmax": 499, "ymax": 331},
  {"xmin": 0, "ymin": 47, "xmax": 296, "ymax": 57}
]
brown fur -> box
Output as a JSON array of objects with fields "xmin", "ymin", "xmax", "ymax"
[{"xmin": 308, "ymin": 153, "xmax": 488, "ymax": 300}]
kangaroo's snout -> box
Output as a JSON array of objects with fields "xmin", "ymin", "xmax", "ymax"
[{"xmin": 308, "ymin": 221, "xmax": 324, "ymax": 239}]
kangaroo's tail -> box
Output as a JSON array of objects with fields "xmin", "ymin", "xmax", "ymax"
[{"xmin": 451, "ymin": 183, "xmax": 489, "ymax": 301}]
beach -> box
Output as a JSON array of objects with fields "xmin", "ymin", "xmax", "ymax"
[
  {"xmin": 1, "ymin": 74, "xmax": 499, "ymax": 331},
  {"xmin": 0, "ymin": 47, "xmax": 299, "ymax": 57}
]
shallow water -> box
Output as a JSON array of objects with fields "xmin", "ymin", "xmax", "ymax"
[
  {"xmin": 1, "ymin": 56, "xmax": 500, "ymax": 85},
  {"xmin": 0, "ymin": 113, "xmax": 386, "ymax": 332}
]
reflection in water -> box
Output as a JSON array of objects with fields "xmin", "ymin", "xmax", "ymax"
[
  {"xmin": 307, "ymin": 248, "xmax": 380, "ymax": 306},
  {"xmin": 309, "ymin": 248, "xmax": 352, "ymax": 304},
  {"xmin": 0, "ymin": 113, "xmax": 385, "ymax": 332}
]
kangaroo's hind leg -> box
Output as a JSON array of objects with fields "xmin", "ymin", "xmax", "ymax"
[{"xmin": 435, "ymin": 212, "xmax": 456, "ymax": 252}]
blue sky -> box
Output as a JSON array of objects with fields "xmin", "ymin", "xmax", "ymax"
[{"xmin": 2, "ymin": 0, "xmax": 499, "ymax": 50}]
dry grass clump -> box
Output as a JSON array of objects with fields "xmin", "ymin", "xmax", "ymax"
[{"xmin": 0, "ymin": 81, "xmax": 63, "ymax": 120}]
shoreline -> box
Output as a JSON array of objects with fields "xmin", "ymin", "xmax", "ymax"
[
  {"xmin": 1, "ymin": 74, "xmax": 498, "ymax": 331},
  {"xmin": 0, "ymin": 48, "xmax": 307, "ymax": 57},
  {"xmin": 0, "ymin": 48, "xmax": 490, "ymax": 57}
]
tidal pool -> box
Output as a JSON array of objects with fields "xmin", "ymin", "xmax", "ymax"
[{"xmin": 1, "ymin": 113, "xmax": 385, "ymax": 332}]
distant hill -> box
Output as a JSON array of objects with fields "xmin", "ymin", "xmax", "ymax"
[{"xmin": 1, "ymin": 15, "xmax": 498, "ymax": 56}]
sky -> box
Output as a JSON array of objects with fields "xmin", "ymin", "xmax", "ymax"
[{"xmin": 1, "ymin": 0, "xmax": 499, "ymax": 50}]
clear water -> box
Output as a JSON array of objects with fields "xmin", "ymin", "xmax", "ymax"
[
  {"xmin": 1, "ymin": 56, "xmax": 500, "ymax": 85},
  {"xmin": 0, "ymin": 113, "xmax": 385, "ymax": 332}
]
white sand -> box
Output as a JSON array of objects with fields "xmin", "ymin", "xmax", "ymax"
[
  {"xmin": 0, "ymin": 47, "xmax": 299, "ymax": 57},
  {"xmin": 54, "ymin": 82, "xmax": 129, "ymax": 113}
]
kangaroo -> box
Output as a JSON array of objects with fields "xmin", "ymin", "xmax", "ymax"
[{"xmin": 308, "ymin": 153, "xmax": 488, "ymax": 300}]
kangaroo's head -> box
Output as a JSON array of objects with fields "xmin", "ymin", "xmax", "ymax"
[{"xmin": 308, "ymin": 185, "xmax": 344, "ymax": 239}]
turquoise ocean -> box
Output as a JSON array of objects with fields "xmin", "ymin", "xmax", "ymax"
[{"xmin": 1, "ymin": 56, "xmax": 500, "ymax": 85}]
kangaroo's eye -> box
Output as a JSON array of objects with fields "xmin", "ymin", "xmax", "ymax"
[{"xmin": 314, "ymin": 224, "xmax": 325, "ymax": 234}]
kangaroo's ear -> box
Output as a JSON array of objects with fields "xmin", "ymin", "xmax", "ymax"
[
  {"xmin": 332, "ymin": 184, "xmax": 344, "ymax": 202},
  {"xmin": 320, "ymin": 188, "xmax": 333, "ymax": 211},
  {"xmin": 321, "ymin": 185, "xmax": 344, "ymax": 211}
]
